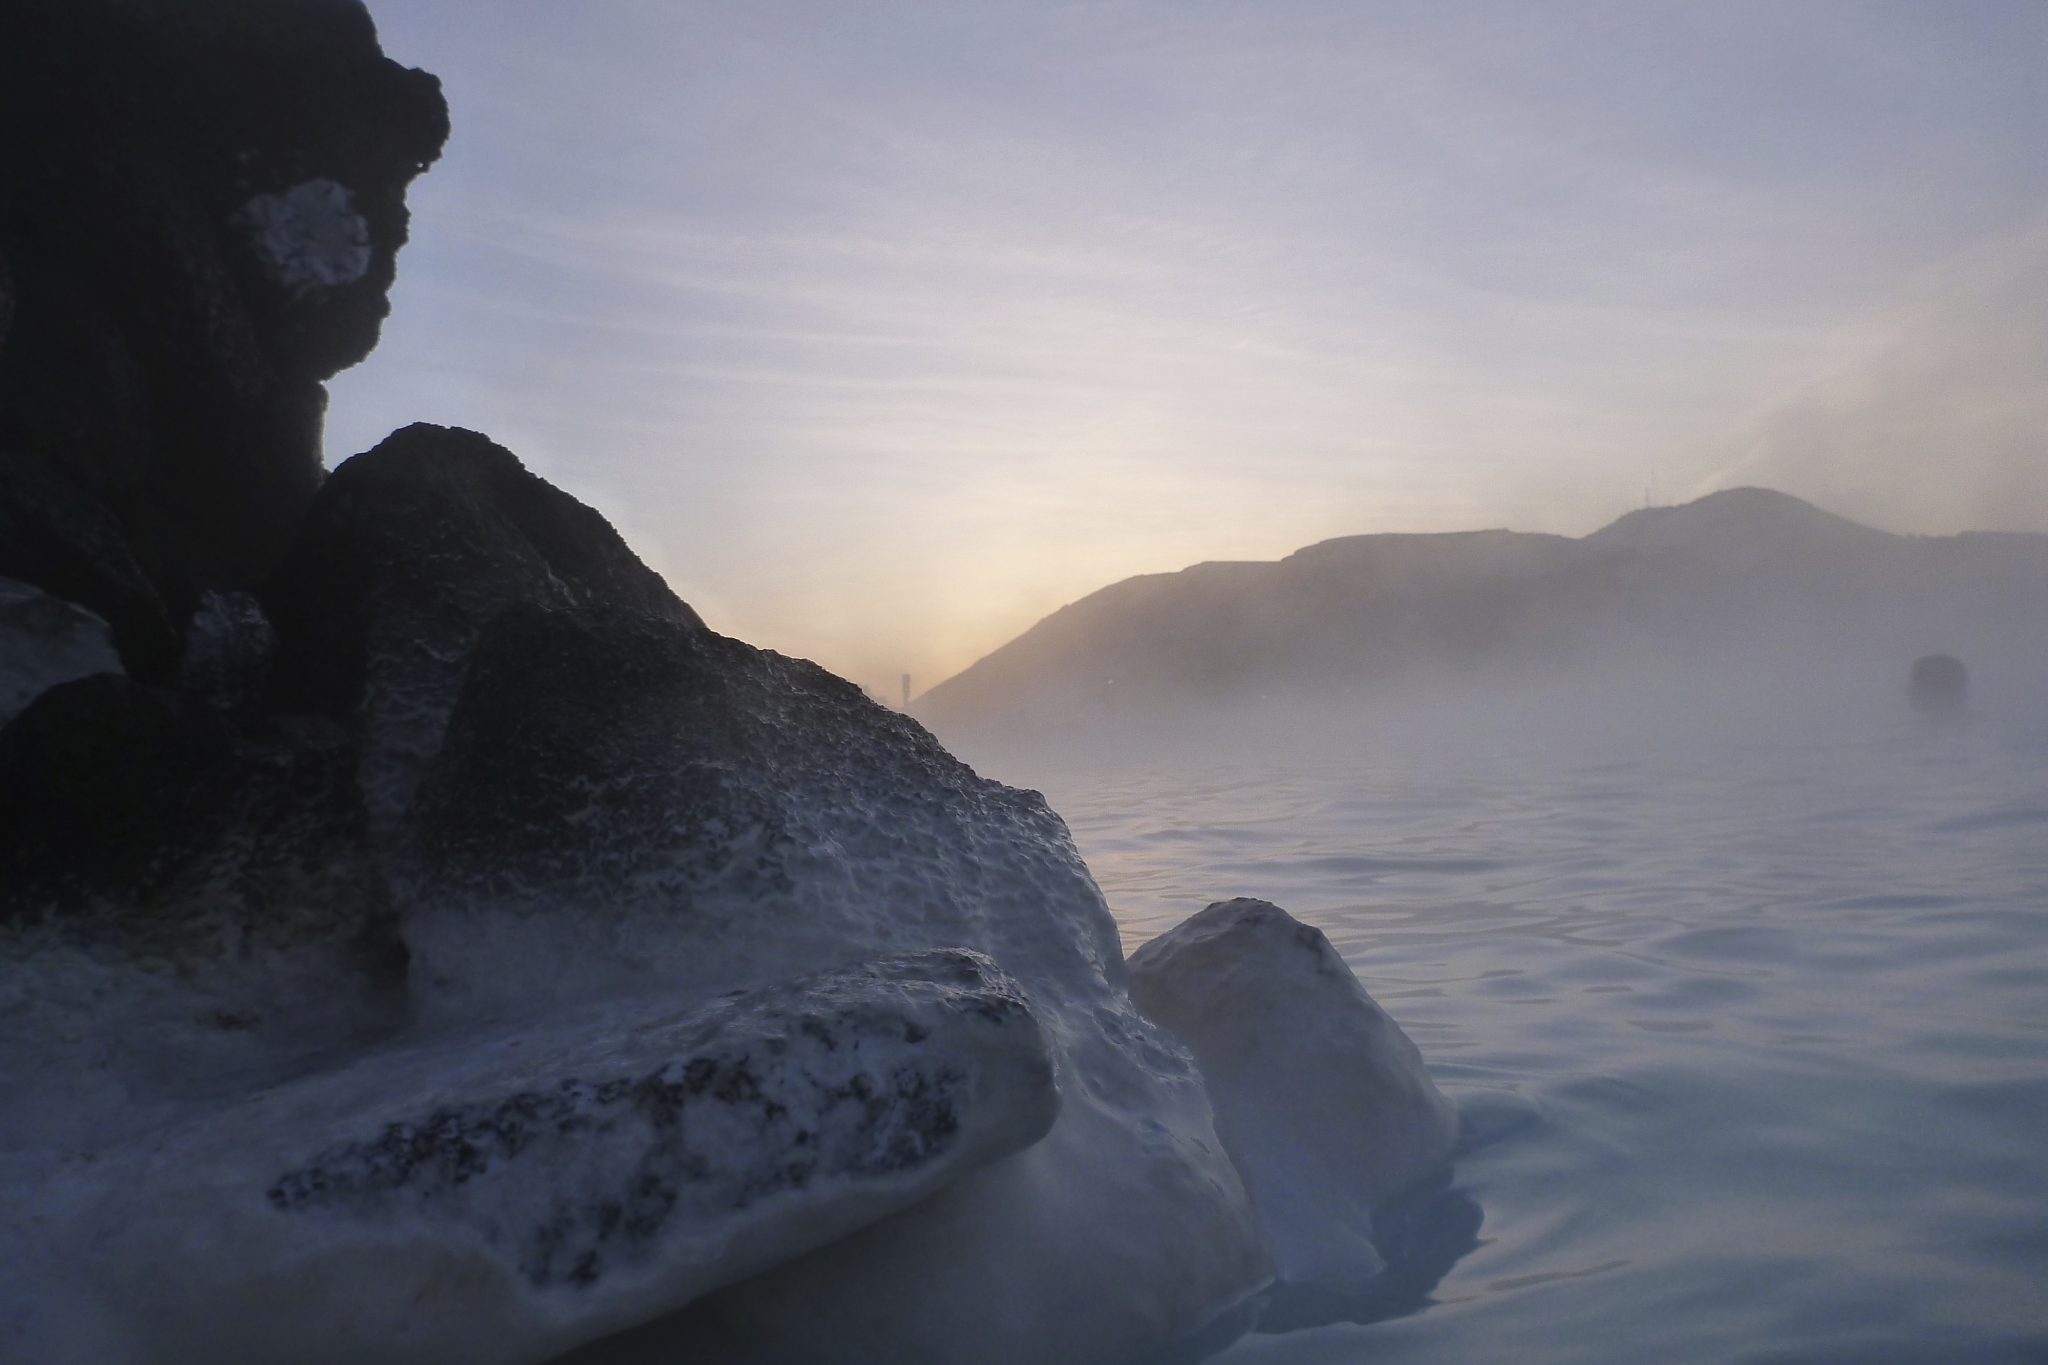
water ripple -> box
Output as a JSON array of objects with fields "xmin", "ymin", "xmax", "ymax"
[{"xmin": 1036, "ymin": 725, "xmax": 2048, "ymax": 1364}]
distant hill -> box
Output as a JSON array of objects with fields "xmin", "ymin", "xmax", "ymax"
[
  {"xmin": 1586, "ymin": 486, "xmax": 1897, "ymax": 561},
  {"xmin": 913, "ymin": 488, "xmax": 2048, "ymax": 741}
]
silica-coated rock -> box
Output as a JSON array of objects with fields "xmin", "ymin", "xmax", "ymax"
[
  {"xmin": 0, "ymin": 8, "xmax": 1285, "ymax": 1360},
  {"xmin": 9, "ymin": 951, "xmax": 1059, "ymax": 1365},
  {"xmin": 1129, "ymin": 898, "xmax": 1459, "ymax": 1287},
  {"xmin": 5, "ymin": 425, "xmax": 1268, "ymax": 1364},
  {"xmin": 278, "ymin": 429, "xmax": 1269, "ymax": 1363}
]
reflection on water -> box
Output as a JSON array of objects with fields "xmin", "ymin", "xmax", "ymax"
[
  {"xmin": 1029, "ymin": 719, "xmax": 2048, "ymax": 1364},
  {"xmin": 1251, "ymin": 1177, "xmax": 1485, "ymax": 1335}
]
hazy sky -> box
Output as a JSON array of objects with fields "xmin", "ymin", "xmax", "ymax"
[{"xmin": 328, "ymin": 0, "xmax": 2048, "ymax": 699}]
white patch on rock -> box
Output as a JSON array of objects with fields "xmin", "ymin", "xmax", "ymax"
[
  {"xmin": 234, "ymin": 179, "xmax": 372, "ymax": 296},
  {"xmin": 380, "ymin": 634, "xmax": 1273, "ymax": 1364},
  {"xmin": 1128, "ymin": 898, "xmax": 1459, "ymax": 1287},
  {"xmin": 3, "ymin": 951, "xmax": 1058, "ymax": 1365},
  {"xmin": 0, "ymin": 578, "xmax": 121, "ymax": 726}
]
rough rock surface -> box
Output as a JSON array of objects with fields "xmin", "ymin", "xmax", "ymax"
[
  {"xmin": 266, "ymin": 424, "xmax": 700, "ymax": 826},
  {"xmin": 0, "ymin": 0, "xmax": 447, "ymax": 679},
  {"xmin": 274, "ymin": 426, "xmax": 1268, "ymax": 1362},
  {"xmin": 0, "ymin": 675, "xmax": 405, "ymax": 1151},
  {"xmin": 179, "ymin": 590, "xmax": 279, "ymax": 714},
  {"xmin": 0, "ymin": 577, "xmax": 121, "ymax": 725},
  {"xmin": 0, "ymin": 5, "xmax": 1449, "ymax": 1362},
  {"xmin": 8, "ymin": 952, "xmax": 1059, "ymax": 1365},
  {"xmin": 1128, "ymin": 899, "xmax": 1460, "ymax": 1286},
  {"xmin": 2, "ymin": 417, "xmax": 1269, "ymax": 1364}
]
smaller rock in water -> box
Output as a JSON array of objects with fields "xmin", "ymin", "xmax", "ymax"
[
  {"xmin": 1127, "ymin": 898, "xmax": 1458, "ymax": 1286},
  {"xmin": 1908, "ymin": 652, "xmax": 1968, "ymax": 715},
  {"xmin": 0, "ymin": 577, "xmax": 121, "ymax": 726}
]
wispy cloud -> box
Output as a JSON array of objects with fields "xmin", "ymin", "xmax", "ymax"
[
  {"xmin": 1701, "ymin": 220, "xmax": 2048, "ymax": 534},
  {"xmin": 334, "ymin": 0, "xmax": 2048, "ymax": 693}
]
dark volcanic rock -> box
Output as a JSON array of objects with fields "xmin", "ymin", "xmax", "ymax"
[
  {"xmin": 0, "ymin": 676, "xmax": 406, "ymax": 1157},
  {"xmin": 407, "ymin": 604, "xmax": 775, "ymax": 899},
  {"xmin": 253, "ymin": 429, "xmax": 1266, "ymax": 1360},
  {"xmin": 177, "ymin": 590, "xmax": 280, "ymax": 715},
  {"xmin": 1, "ymin": 15, "xmax": 1273, "ymax": 1361},
  {"xmin": 4, "ymin": 416, "xmax": 1265, "ymax": 1362},
  {"xmin": 0, "ymin": 672, "xmax": 402, "ymax": 991},
  {"xmin": 0, "ymin": 674, "xmax": 235, "ymax": 915},
  {"xmin": 267, "ymin": 424, "xmax": 702, "ymax": 824},
  {"xmin": 1909, "ymin": 652, "xmax": 1969, "ymax": 714},
  {"xmin": 0, "ymin": 576, "xmax": 123, "ymax": 725},
  {"xmin": 0, "ymin": 0, "xmax": 447, "ymax": 679}
]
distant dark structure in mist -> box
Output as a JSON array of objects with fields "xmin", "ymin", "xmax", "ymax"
[
  {"xmin": 914, "ymin": 488, "xmax": 2048, "ymax": 740},
  {"xmin": 1908, "ymin": 653, "xmax": 1969, "ymax": 714}
]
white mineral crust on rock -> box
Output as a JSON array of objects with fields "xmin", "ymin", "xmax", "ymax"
[
  {"xmin": 234, "ymin": 178, "xmax": 372, "ymax": 295},
  {"xmin": 1, "ymin": 437, "xmax": 1277, "ymax": 1365},
  {"xmin": 2, "ymin": 951, "xmax": 1057, "ymax": 1365},
  {"xmin": 1128, "ymin": 898, "xmax": 1459, "ymax": 1286},
  {"xmin": 364, "ymin": 602, "xmax": 1274, "ymax": 1364}
]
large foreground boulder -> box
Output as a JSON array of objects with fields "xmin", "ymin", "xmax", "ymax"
[
  {"xmin": 1, "ymin": 5, "xmax": 1454, "ymax": 1358},
  {"xmin": 2, "ymin": 426, "xmax": 1271, "ymax": 1364},
  {"xmin": 281, "ymin": 426, "xmax": 1272, "ymax": 1362}
]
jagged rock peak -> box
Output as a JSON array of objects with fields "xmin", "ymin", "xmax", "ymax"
[{"xmin": 265, "ymin": 423, "xmax": 703, "ymax": 826}]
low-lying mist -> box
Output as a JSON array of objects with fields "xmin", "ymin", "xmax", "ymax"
[
  {"xmin": 912, "ymin": 487, "xmax": 2048, "ymax": 791},
  {"xmin": 932, "ymin": 647, "xmax": 2031, "ymax": 795}
]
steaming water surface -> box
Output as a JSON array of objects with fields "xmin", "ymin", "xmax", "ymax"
[{"xmin": 1034, "ymin": 721, "xmax": 2048, "ymax": 1363}]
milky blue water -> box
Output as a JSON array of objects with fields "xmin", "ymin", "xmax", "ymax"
[{"xmin": 1028, "ymin": 718, "xmax": 2048, "ymax": 1364}]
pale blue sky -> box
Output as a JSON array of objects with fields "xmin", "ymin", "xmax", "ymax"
[{"xmin": 329, "ymin": 1, "xmax": 2048, "ymax": 698}]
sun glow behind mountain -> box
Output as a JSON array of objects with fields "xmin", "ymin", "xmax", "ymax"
[{"xmin": 328, "ymin": 0, "xmax": 2048, "ymax": 699}]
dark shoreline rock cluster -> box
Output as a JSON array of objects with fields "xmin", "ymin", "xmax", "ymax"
[
  {"xmin": 0, "ymin": 5, "xmax": 1456, "ymax": 1362},
  {"xmin": 1, "ymin": 0, "xmax": 446, "ymax": 684}
]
